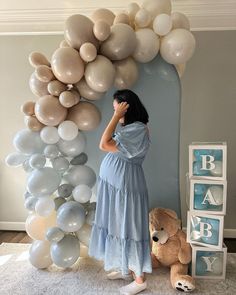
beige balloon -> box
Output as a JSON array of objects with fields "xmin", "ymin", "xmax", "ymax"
[
  {"xmin": 64, "ymin": 14, "xmax": 99, "ymax": 50},
  {"xmin": 100, "ymin": 23, "xmax": 137, "ymax": 61},
  {"xmin": 35, "ymin": 95, "xmax": 68, "ymax": 126},
  {"xmin": 59, "ymin": 40, "xmax": 70, "ymax": 48},
  {"xmin": 126, "ymin": 2, "xmax": 140, "ymax": 21},
  {"xmin": 71, "ymin": 89, "xmax": 81, "ymax": 104},
  {"xmin": 171, "ymin": 12, "xmax": 190, "ymax": 30},
  {"xmin": 51, "ymin": 47, "xmax": 84, "ymax": 84},
  {"xmin": 25, "ymin": 211, "xmax": 57, "ymax": 240},
  {"xmin": 142, "ymin": 0, "xmax": 172, "ymax": 18},
  {"xmin": 175, "ymin": 63, "xmax": 186, "ymax": 78},
  {"xmin": 134, "ymin": 8, "xmax": 152, "ymax": 28},
  {"xmin": 59, "ymin": 91, "xmax": 77, "ymax": 108},
  {"xmin": 93, "ymin": 20, "xmax": 111, "ymax": 42},
  {"xmin": 29, "ymin": 52, "xmax": 50, "ymax": 68},
  {"xmin": 153, "ymin": 14, "xmax": 172, "ymax": 36},
  {"xmin": 160, "ymin": 28, "xmax": 196, "ymax": 64},
  {"xmin": 29, "ymin": 72, "xmax": 49, "ymax": 97},
  {"xmin": 85, "ymin": 55, "xmax": 115, "ymax": 92},
  {"xmin": 133, "ymin": 28, "xmax": 160, "ymax": 63},
  {"xmin": 47, "ymin": 80, "xmax": 67, "ymax": 96},
  {"xmin": 35, "ymin": 65, "xmax": 55, "ymax": 82},
  {"xmin": 114, "ymin": 57, "xmax": 139, "ymax": 90},
  {"xmin": 21, "ymin": 101, "xmax": 35, "ymax": 116},
  {"xmin": 25, "ymin": 116, "xmax": 45, "ymax": 131},
  {"xmin": 75, "ymin": 78, "xmax": 105, "ymax": 101},
  {"xmin": 80, "ymin": 43, "xmax": 97, "ymax": 62},
  {"xmin": 91, "ymin": 8, "xmax": 115, "ymax": 26},
  {"xmin": 79, "ymin": 242, "xmax": 88, "ymax": 258},
  {"xmin": 67, "ymin": 101, "xmax": 101, "ymax": 131},
  {"xmin": 114, "ymin": 13, "xmax": 130, "ymax": 25}
]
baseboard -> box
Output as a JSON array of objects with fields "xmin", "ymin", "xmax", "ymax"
[
  {"xmin": 1, "ymin": 222, "xmax": 236, "ymax": 238},
  {"xmin": 182, "ymin": 227, "xmax": 236, "ymax": 239},
  {"xmin": 0, "ymin": 222, "xmax": 25, "ymax": 231}
]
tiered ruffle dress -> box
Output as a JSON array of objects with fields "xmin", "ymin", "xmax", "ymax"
[{"xmin": 88, "ymin": 121, "xmax": 152, "ymax": 277}]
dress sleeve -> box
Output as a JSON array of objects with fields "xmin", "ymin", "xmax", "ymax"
[{"xmin": 113, "ymin": 124, "xmax": 150, "ymax": 159}]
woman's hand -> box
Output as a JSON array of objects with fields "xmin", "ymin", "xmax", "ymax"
[{"xmin": 113, "ymin": 102, "xmax": 129, "ymax": 119}]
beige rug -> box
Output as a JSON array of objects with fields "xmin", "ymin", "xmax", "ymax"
[{"xmin": 0, "ymin": 243, "xmax": 235, "ymax": 295}]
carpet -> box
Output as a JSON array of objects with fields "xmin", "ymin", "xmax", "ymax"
[{"xmin": 0, "ymin": 243, "xmax": 235, "ymax": 295}]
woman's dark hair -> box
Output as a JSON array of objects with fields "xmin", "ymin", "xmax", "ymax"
[{"xmin": 113, "ymin": 89, "xmax": 149, "ymax": 126}]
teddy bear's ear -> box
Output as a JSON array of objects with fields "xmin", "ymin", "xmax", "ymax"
[{"xmin": 164, "ymin": 208, "xmax": 178, "ymax": 220}]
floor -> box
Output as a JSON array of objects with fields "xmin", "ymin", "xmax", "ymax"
[{"xmin": 0, "ymin": 231, "xmax": 236, "ymax": 252}]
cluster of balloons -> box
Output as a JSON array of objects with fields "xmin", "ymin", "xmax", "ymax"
[{"xmin": 5, "ymin": 0, "xmax": 196, "ymax": 270}]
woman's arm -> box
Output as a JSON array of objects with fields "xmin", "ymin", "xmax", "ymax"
[{"xmin": 99, "ymin": 102, "xmax": 129, "ymax": 152}]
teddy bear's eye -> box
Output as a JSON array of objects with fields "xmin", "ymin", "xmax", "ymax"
[{"xmin": 161, "ymin": 227, "xmax": 164, "ymax": 230}]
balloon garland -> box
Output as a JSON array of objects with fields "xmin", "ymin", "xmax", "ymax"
[{"xmin": 5, "ymin": 0, "xmax": 196, "ymax": 269}]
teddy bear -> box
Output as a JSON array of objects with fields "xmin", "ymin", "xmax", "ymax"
[{"xmin": 149, "ymin": 207, "xmax": 195, "ymax": 292}]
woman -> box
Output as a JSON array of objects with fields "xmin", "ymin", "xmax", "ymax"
[{"xmin": 88, "ymin": 89, "xmax": 152, "ymax": 295}]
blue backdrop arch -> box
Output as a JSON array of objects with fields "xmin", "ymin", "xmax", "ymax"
[{"xmin": 85, "ymin": 54, "xmax": 181, "ymax": 217}]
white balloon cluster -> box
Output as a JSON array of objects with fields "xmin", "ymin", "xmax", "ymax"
[{"xmin": 5, "ymin": 0, "xmax": 196, "ymax": 270}]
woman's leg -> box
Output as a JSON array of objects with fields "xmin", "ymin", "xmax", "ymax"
[{"xmin": 129, "ymin": 270, "xmax": 146, "ymax": 283}]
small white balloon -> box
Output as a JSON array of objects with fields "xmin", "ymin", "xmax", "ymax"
[
  {"xmin": 58, "ymin": 120, "xmax": 78, "ymax": 141},
  {"xmin": 40, "ymin": 126, "xmax": 59, "ymax": 144},
  {"xmin": 72, "ymin": 184, "xmax": 92, "ymax": 203},
  {"xmin": 29, "ymin": 153, "xmax": 46, "ymax": 169},
  {"xmin": 153, "ymin": 14, "xmax": 172, "ymax": 36},
  {"xmin": 35, "ymin": 197, "xmax": 55, "ymax": 217}
]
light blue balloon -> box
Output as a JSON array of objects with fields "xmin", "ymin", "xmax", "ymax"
[
  {"xmin": 5, "ymin": 152, "xmax": 28, "ymax": 167},
  {"xmin": 57, "ymin": 201, "xmax": 86, "ymax": 232},
  {"xmin": 29, "ymin": 154, "xmax": 46, "ymax": 169},
  {"xmin": 46, "ymin": 227, "xmax": 65, "ymax": 243},
  {"xmin": 193, "ymin": 161, "xmax": 210, "ymax": 176},
  {"xmin": 27, "ymin": 167, "xmax": 61, "ymax": 196},
  {"xmin": 24, "ymin": 196, "xmax": 38, "ymax": 211},
  {"xmin": 50, "ymin": 235, "xmax": 80, "ymax": 268},
  {"xmin": 22, "ymin": 159, "xmax": 34, "ymax": 173},
  {"xmin": 194, "ymin": 184, "xmax": 207, "ymax": 195},
  {"xmin": 51, "ymin": 157, "xmax": 70, "ymax": 172},
  {"xmin": 57, "ymin": 133, "xmax": 86, "ymax": 157},
  {"xmin": 44, "ymin": 145, "xmax": 60, "ymax": 159},
  {"xmin": 64, "ymin": 165, "xmax": 96, "ymax": 188},
  {"xmin": 13, "ymin": 129, "xmax": 45, "ymax": 155}
]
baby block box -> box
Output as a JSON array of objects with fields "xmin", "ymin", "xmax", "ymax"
[
  {"xmin": 187, "ymin": 211, "xmax": 224, "ymax": 250},
  {"xmin": 191, "ymin": 243, "xmax": 227, "ymax": 279},
  {"xmin": 189, "ymin": 142, "xmax": 227, "ymax": 180},
  {"xmin": 189, "ymin": 179, "xmax": 227, "ymax": 215}
]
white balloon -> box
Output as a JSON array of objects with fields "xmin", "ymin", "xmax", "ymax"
[
  {"xmin": 135, "ymin": 8, "xmax": 151, "ymax": 28},
  {"xmin": 35, "ymin": 197, "xmax": 55, "ymax": 217},
  {"xmin": 5, "ymin": 152, "xmax": 28, "ymax": 167},
  {"xmin": 58, "ymin": 120, "xmax": 78, "ymax": 141},
  {"xmin": 153, "ymin": 14, "xmax": 172, "ymax": 36},
  {"xmin": 160, "ymin": 28, "xmax": 196, "ymax": 64},
  {"xmin": 57, "ymin": 132, "xmax": 86, "ymax": 157},
  {"xmin": 133, "ymin": 29, "xmax": 160, "ymax": 63},
  {"xmin": 29, "ymin": 240, "xmax": 52, "ymax": 269},
  {"xmin": 72, "ymin": 184, "xmax": 92, "ymax": 203},
  {"xmin": 76, "ymin": 223, "xmax": 92, "ymax": 247},
  {"xmin": 40, "ymin": 126, "xmax": 59, "ymax": 144}
]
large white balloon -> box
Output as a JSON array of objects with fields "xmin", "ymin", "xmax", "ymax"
[
  {"xmin": 64, "ymin": 165, "xmax": 96, "ymax": 188},
  {"xmin": 160, "ymin": 28, "xmax": 196, "ymax": 64},
  {"xmin": 58, "ymin": 120, "xmax": 78, "ymax": 141},
  {"xmin": 57, "ymin": 132, "xmax": 86, "ymax": 157},
  {"xmin": 133, "ymin": 29, "xmax": 160, "ymax": 63}
]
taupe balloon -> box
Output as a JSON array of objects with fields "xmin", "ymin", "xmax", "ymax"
[
  {"xmin": 113, "ymin": 57, "xmax": 139, "ymax": 90},
  {"xmin": 160, "ymin": 28, "xmax": 196, "ymax": 64},
  {"xmin": 21, "ymin": 101, "xmax": 35, "ymax": 116},
  {"xmin": 113, "ymin": 13, "xmax": 130, "ymax": 25},
  {"xmin": 59, "ymin": 91, "xmax": 77, "ymax": 108},
  {"xmin": 35, "ymin": 95, "xmax": 67, "ymax": 126},
  {"xmin": 64, "ymin": 14, "xmax": 99, "ymax": 50},
  {"xmin": 75, "ymin": 78, "xmax": 105, "ymax": 101},
  {"xmin": 171, "ymin": 12, "xmax": 190, "ymax": 30},
  {"xmin": 47, "ymin": 80, "xmax": 67, "ymax": 96},
  {"xmin": 67, "ymin": 101, "xmax": 101, "ymax": 131},
  {"xmin": 93, "ymin": 20, "xmax": 111, "ymax": 41},
  {"xmin": 84, "ymin": 55, "xmax": 115, "ymax": 92},
  {"xmin": 29, "ymin": 52, "xmax": 50, "ymax": 68},
  {"xmin": 79, "ymin": 43, "xmax": 97, "ymax": 62},
  {"xmin": 51, "ymin": 47, "xmax": 85, "ymax": 84},
  {"xmin": 29, "ymin": 72, "xmax": 49, "ymax": 97},
  {"xmin": 100, "ymin": 24, "xmax": 137, "ymax": 61},
  {"xmin": 70, "ymin": 89, "xmax": 81, "ymax": 104},
  {"xmin": 142, "ymin": 0, "xmax": 172, "ymax": 18},
  {"xmin": 91, "ymin": 8, "xmax": 115, "ymax": 26},
  {"xmin": 126, "ymin": 2, "xmax": 140, "ymax": 21},
  {"xmin": 35, "ymin": 65, "xmax": 55, "ymax": 82},
  {"xmin": 25, "ymin": 116, "xmax": 45, "ymax": 131}
]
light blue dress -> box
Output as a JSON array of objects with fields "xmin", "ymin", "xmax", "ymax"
[{"xmin": 88, "ymin": 121, "xmax": 152, "ymax": 277}]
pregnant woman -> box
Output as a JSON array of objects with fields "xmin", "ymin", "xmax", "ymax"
[{"xmin": 88, "ymin": 89, "xmax": 152, "ymax": 295}]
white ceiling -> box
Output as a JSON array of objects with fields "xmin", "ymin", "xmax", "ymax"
[{"xmin": 0, "ymin": 0, "xmax": 236, "ymax": 35}]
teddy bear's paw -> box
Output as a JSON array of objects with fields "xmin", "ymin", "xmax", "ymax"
[{"xmin": 174, "ymin": 276, "xmax": 195, "ymax": 292}]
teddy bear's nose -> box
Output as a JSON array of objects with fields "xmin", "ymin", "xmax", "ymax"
[{"xmin": 153, "ymin": 236, "xmax": 159, "ymax": 242}]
